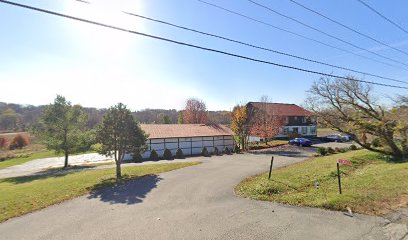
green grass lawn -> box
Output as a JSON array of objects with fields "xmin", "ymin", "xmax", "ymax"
[
  {"xmin": 236, "ymin": 149, "xmax": 408, "ymax": 215},
  {"xmin": 248, "ymin": 140, "xmax": 288, "ymax": 150},
  {"xmin": 0, "ymin": 162, "xmax": 200, "ymax": 222}
]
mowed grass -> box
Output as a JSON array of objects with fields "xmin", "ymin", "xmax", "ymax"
[
  {"xmin": 248, "ymin": 140, "xmax": 288, "ymax": 150},
  {"xmin": 0, "ymin": 162, "xmax": 200, "ymax": 222},
  {"xmin": 236, "ymin": 149, "xmax": 408, "ymax": 215},
  {"xmin": 317, "ymin": 128, "xmax": 339, "ymax": 137}
]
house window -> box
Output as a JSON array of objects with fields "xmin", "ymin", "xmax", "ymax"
[
  {"xmin": 310, "ymin": 126, "xmax": 316, "ymax": 135},
  {"xmin": 302, "ymin": 127, "xmax": 307, "ymax": 135},
  {"xmin": 283, "ymin": 127, "xmax": 288, "ymax": 135},
  {"xmin": 302, "ymin": 117, "xmax": 306, "ymax": 123}
]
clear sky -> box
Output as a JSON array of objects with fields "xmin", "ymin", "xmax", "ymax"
[{"xmin": 1, "ymin": 0, "xmax": 407, "ymax": 111}]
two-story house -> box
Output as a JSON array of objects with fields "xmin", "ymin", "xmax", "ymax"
[{"xmin": 247, "ymin": 102, "xmax": 317, "ymax": 139}]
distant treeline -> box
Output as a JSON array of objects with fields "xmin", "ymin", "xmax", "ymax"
[{"xmin": 0, "ymin": 102, "xmax": 231, "ymax": 132}]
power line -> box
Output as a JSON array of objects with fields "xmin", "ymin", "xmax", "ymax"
[
  {"xmin": 247, "ymin": 0, "xmax": 408, "ymax": 69},
  {"xmin": 357, "ymin": 0, "xmax": 408, "ymax": 35},
  {"xmin": 288, "ymin": 0, "xmax": 408, "ymax": 57},
  {"xmin": 75, "ymin": 0, "xmax": 408, "ymax": 85},
  {"xmin": 196, "ymin": 0, "xmax": 407, "ymax": 71},
  {"xmin": 1, "ymin": 0, "xmax": 407, "ymax": 90}
]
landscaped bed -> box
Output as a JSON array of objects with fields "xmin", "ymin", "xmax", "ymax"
[
  {"xmin": 0, "ymin": 162, "xmax": 200, "ymax": 222},
  {"xmin": 235, "ymin": 149, "xmax": 408, "ymax": 215}
]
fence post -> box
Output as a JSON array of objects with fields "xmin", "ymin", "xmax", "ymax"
[
  {"xmin": 268, "ymin": 156, "xmax": 274, "ymax": 180},
  {"xmin": 337, "ymin": 162, "xmax": 342, "ymax": 194}
]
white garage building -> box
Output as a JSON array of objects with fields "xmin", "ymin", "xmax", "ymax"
[{"xmin": 130, "ymin": 124, "xmax": 235, "ymax": 159}]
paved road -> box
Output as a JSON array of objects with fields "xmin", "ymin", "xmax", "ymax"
[
  {"xmin": 0, "ymin": 153, "xmax": 114, "ymax": 179},
  {"xmin": 0, "ymin": 147, "xmax": 389, "ymax": 240}
]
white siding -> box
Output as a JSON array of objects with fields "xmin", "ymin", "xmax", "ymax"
[{"xmin": 124, "ymin": 135, "xmax": 234, "ymax": 161}]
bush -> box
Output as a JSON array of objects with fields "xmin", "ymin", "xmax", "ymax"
[
  {"xmin": 317, "ymin": 147, "xmax": 328, "ymax": 156},
  {"xmin": 175, "ymin": 148, "xmax": 184, "ymax": 159},
  {"xmin": 224, "ymin": 147, "xmax": 231, "ymax": 155},
  {"xmin": 337, "ymin": 147, "xmax": 348, "ymax": 153},
  {"xmin": 349, "ymin": 144, "xmax": 358, "ymax": 151},
  {"xmin": 163, "ymin": 148, "xmax": 172, "ymax": 160},
  {"xmin": 233, "ymin": 144, "xmax": 241, "ymax": 153},
  {"xmin": 201, "ymin": 147, "xmax": 209, "ymax": 157},
  {"xmin": 132, "ymin": 152, "xmax": 143, "ymax": 162},
  {"xmin": 213, "ymin": 147, "xmax": 220, "ymax": 156},
  {"xmin": 0, "ymin": 137, "xmax": 7, "ymax": 149},
  {"xmin": 90, "ymin": 143, "xmax": 102, "ymax": 152},
  {"xmin": 9, "ymin": 134, "xmax": 29, "ymax": 150},
  {"xmin": 150, "ymin": 149, "xmax": 159, "ymax": 161},
  {"xmin": 327, "ymin": 147, "xmax": 335, "ymax": 154},
  {"xmin": 371, "ymin": 138, "xmax": 382, "ymax": 147}
]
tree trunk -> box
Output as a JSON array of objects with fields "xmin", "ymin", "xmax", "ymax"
[
  {"xmin": 116, "ymin": 162, "xmax": 121, "ymax": 179},
  {"xmin": 64, "ymin": 151, "xmax": 69, "ymax": 168}
]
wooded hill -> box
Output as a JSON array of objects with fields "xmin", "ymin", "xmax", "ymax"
[{"xmin": 0, "ymin": 102, "xmax": 231, "ymax": 132}]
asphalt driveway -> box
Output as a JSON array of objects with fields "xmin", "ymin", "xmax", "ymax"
[{"xmin": 0, "ymin": 147, "xmax": 389, "ymax": 240}]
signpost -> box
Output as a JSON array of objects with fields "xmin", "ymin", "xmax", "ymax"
[
  {"xmin": 336, "ymin": 159, "xmax": 351, "ymax": 194},
  {"xmin": 268, "ymin": 156, "xmax": 274, "ymax": 180}
]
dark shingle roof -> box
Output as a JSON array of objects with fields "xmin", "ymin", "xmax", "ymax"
[{"xmin": 248, "ymin": 102, "xmax": 313, "ymax": 117}]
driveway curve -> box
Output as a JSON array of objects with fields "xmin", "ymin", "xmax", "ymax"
[{"xmin": 0, "ymin": 148, "xmax": 387, "ymax": 239}]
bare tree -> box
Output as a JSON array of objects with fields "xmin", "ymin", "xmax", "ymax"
[
  {"xmin": 306, "ymin": 76, "xmax": 407, "ymax": 158},
  {"xmin": 182, "ymin": 98, "xmax": 208, "ymax": 124},
  {"xmin": 250, "ymin": 96, "xmax": 284, "ymax": 144}
]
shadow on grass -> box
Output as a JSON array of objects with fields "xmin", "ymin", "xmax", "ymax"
[
  {"xmin": 87, "ymin": 174, "xmax": 162, "ymax": 205},
  {"xmin": 1, "ymin": 165, "xmax": 96, "ymax": 184}
]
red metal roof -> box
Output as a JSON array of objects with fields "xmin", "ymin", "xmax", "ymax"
[
  {"xmin": 248, "ymin": 102, "xmax": 313, "ymax": 116},
  {"xmin": 140, "ymin": 124, "xmax": 233, "ymax": 139}
]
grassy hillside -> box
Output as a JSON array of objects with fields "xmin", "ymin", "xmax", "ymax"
[{"xmin": 236, "ymin": 150, "xmax": 408, "ymax": 215}]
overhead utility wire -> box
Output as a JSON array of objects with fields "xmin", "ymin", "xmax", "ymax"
[
  {"xmin": 247, "ymin": 0, "xmax": 408, "ymax": 69},
  {"xmin": 196, "ymin": 0, "xmax": 406, "ymax": 71},
  {"xmin": 75, "ymin": 0, "xmax": 408, "ymax": 85},
  {"xmin": 288, "ymin": 0, "xmax": 408, "ymax": 57},
  {"xmin": 1, "ymin": 0, "xmax": 407, "ymax": 90},
  {"xmin": 357, "ymin": 0, "xmax": 408, "ymax": 35}
]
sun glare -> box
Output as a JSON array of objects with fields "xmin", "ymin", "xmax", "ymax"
[{"xmin": 63, "ymin": 0, "xmax": 145, "ymax": 58}]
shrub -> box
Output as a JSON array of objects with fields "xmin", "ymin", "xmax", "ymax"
[
  {"xmin": 213, "ymin": 147, "xmax": 220, "ymax": 156},
  {"xmin": 132, "ymin": 152, "xmax": 143, "ymax": 162},
  {"xmin": 349, "ymin": 144, "xmax": 358, "ymax": 151},
  {"xmin": 224, "ymin": 147, "xmax": 231, "ymax": 155},
  {"xmin": 163, "ymin": 148, "xmax": 172, "ymax": 160},
  {"xmin": 317, "ymin": 147, "xmax": 328, "ymax": 156},
  {"xmin": 0, "ymin": 137, "xmax": 7, "ymax": 149},
  {"xmin": 90, "ymin": 143, "xmax": 102, "ymax": 152},
  {"xmin": 175, "ymin": 148, "xmax": 184, "ymax": 159},
  {"xmin": 233, "ymin": 144, "xmax": 241, "ymax": 153},
  {"xmin": 9, "ymin": 134, "xmax": 29, "ymax": 150},
  {"xmin": 150, "ymin": 149, "xmax": 159, "ymax": 161},
  {"xmin": 327, "ymin": 147, "xmax": 335, "ymax": 154},
  {"xmin": 371, "ymin": 138, "xmax": 382, "ymax": 147},
  {"xmin": 337, "ymin": 147, "xmax": 348, "ymax": 153},
  {"xmin": 201, "ymin": 147, "xmax": 209, "ymax": 157}
]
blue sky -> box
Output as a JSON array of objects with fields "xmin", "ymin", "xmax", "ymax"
[{"xmin": 1, "ymin": 0, "xmax": 408, "ymax": 111}]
